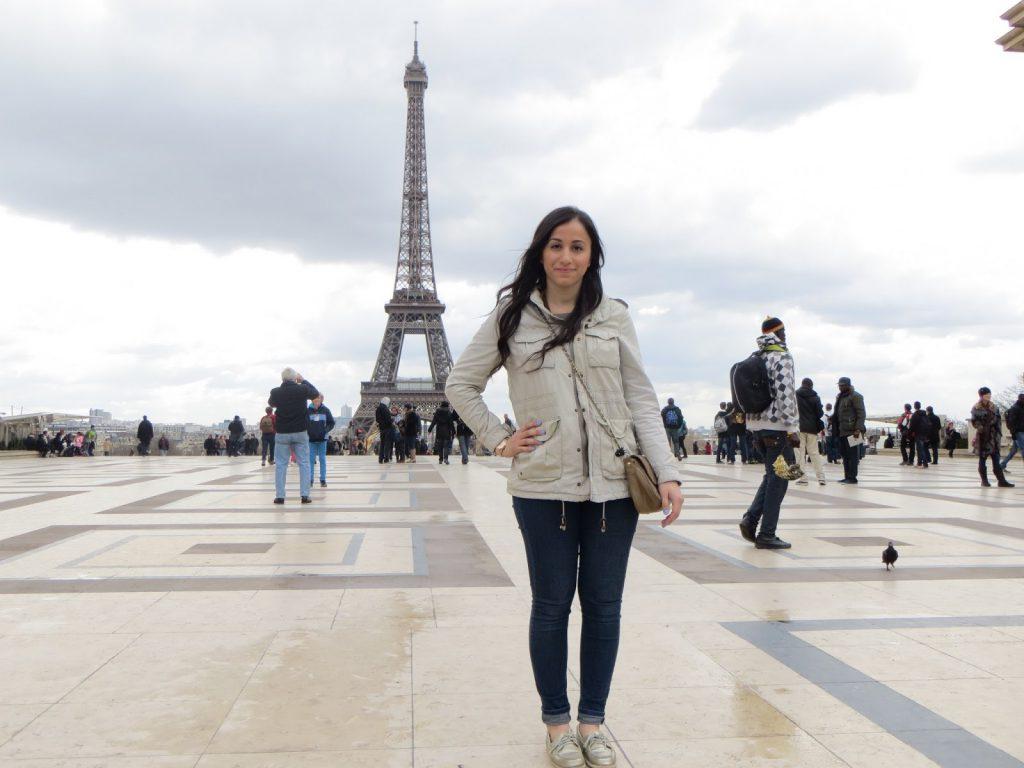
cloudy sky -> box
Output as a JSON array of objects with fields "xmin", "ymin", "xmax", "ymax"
[{"xmin": 1, "ymin": 0, "xmax": 1021, "ymax": 428}]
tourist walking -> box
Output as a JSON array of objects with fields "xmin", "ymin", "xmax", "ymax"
[
  {"xmin": 728, "ymin": 407, "xmax": 747, "ymax": 464},
  {"xmin": 428, "ymin": 401, "xmax": 456, "ymax": 465},
  {"xmin": 677, "ymin": 413, "xmax": 688, "ymax": 458},
  {"xmin": 714, "ymin": 402, "xmax": 730, "ymax": 463},
  {"xmin": 944, "ymin": 421, "xmax": 960, "ymax": 459},
  {"xmin": 136, "ymin": 416, "xmax": 154, "ymax": 456},
  {"xmin": 268, "ymin": 367, "xmax": 319, "ymax": 504},
  {"xmin": 453, "ymin": 409, "xmax": 474, "ymax": 464},
  {"xmin": 823, "ymin": 402, "xmax": 838, "ymax": 463},
  {"xmin": 259, "ymin": 406, "xmax": 276, "ymax": 466},
  {"xmin": 1000, "ymin": 393, "xmax": 1024, "ymax": 471},
  {"xmin": 227, "ymin": 415, "xmax": 245, "ymax": 457},
  {"xmin": 403, "ymin": 404, "xmax": 421, "ymax": 463},
  {"xmin": 85, "ymin": 425, "xmax": 97, "ymax": 456},
  {"xmin": 897, "ymin": 403, "xmax": 915, "ymax": 466},
  {"xmin": 834, "ymin": 377, "xmax": 867, "ymax": 483},
  {"xmin": 661, "ymin": 398, "xmax": 684, "ymax": 459},
  {"xmin": 445, "ymin": 206, "xmax": 683, "ymax": 768},
  {"xmin": 157, "ymin": 434, "xmax": 170, "ymax": 456},
  {"xmin": 375, "ymin": 397, "xmax": 394, "ymax": 464},
  {"xmin": 909, "ymin": 402, "xmax": 930, "ymax": 468},
  {"xmin": 926, "ymin": 406, "xmax": 942, "ymax": 464},
  {"xmin": 795, "ymin": 378, "xmax": 826, "ymax": 485},
  {"xmin": 738, "ymin": 317, "xmax": 799, "ymax": 550},
  {"xmin": 307, "ymin": 396, "xmax": 335, "ymax": 488},
  {"xmin": 971, "ymin": 387, "xmax": 1013, "ymax": 488},
  {"xmin": 392, "ymin": 405, "xmax": 406, "ymax": 462}
]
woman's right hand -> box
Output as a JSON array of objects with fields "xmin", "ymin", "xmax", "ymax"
[{"xmin": 501, "ymin": 419, "xmax": 545, "ymax": 457}]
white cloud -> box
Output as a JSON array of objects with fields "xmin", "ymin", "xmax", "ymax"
[{"xmin": 0, "ymin": 2, "xmax": 1022, "ymax": 430}]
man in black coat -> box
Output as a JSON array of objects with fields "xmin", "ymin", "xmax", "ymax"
[
  {"xmin": 402, "ymin": 404, "xmax": 422, "ymax": 463},
  {"xmin": 375, "ymin": 397, "xmax": 394, "ymax": 464},
  {"xmin": 908, "ymin": 402, "xmax": 931, "ymax": 468},
  {"xmin": 227, "ymin": 416, "xmax": 245, "ymax": 457},
  {"xmin": 428, "ymin": 401, "xmax": 456, "ymax": 465},
  {"xmin": 268, "ymin": 367, "xmax": 319, "ymax": 504},
  {"xmin": 795, "ymin": 378, "xmax": 826, "ymax": 485},
  {"xmin": 136, "ymin": 416, "xmax": 154, "ymax": 456},
  {"xmin": 834, "ymin": 377, "xmax": 867, "ymax": 483},
  {"xmin": 1001, "ymin": 393, "xmax": 1024, "ymax": 471},
  {"xmin": 926, "ymin": 406, "xmax": 942, "ymax": 465}
]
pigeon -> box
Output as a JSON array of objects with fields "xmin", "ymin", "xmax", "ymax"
[{"xmin": 883, "ymin": 542, "xmax": 899, "ymax": 571}]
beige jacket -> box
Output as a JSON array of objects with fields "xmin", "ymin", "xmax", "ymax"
[{"xmin": 445, "ymin": 289, "xmax": 681, "ymax": 503}]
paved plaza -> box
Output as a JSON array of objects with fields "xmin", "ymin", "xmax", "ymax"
[{"xmin": 0, "ymin": 454, "xmax": 1023, "ymax": 766}]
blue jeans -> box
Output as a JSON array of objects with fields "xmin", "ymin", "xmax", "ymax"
[
  {"xmin": 1001, "ymin": 432, "xmax": 1024, "ymax": 468},
  {"xmin": 915, "ymin": 438, "xmax": 930, "ymax": 466},
  {"xmin": 513, "ymin": 496, "xmax": 639, "ymax": 726},
  {"xmin": 274, "ymin": 432, "xmax": 310, "ymax": 499},
  {"xmin": 825, "ymin": 435, "xmax": 838, "ymax": 463},
  {"xmin": 458, "ymin": 434, "xmax": 470, "ymax": 463},
  {"xmin": 664, "ymin": 427, "xmax": 680, "ymax": 458},
  {"xmin": 743, "ymin": 431, "xmax": 793, "ymax": 539},
  {"xmin": 309, "ymin": 440, "xmax": 327, "ymax": 483},
  {"xmin": 260, "ymin": 433, "xmax": 275, "ymax": 463}
]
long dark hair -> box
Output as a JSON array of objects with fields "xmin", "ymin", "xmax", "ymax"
[{"xmin": 491, "ymin": 206, "xmax": 605, "ymax": 374}]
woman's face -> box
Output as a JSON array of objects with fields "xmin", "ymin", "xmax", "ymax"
[
  {"xmin": 982, "ymin": 393, "xmax": 992, "ymax": 403},
  {"xmin": 542, "ymin": 218, "xmax": 591, "ymax": 293}
]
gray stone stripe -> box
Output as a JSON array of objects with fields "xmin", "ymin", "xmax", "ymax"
[
  {"xmin": 724, "ymin": 618, "xmax": 1024, "ymax": 768},
  {"xmin": 869, "ymin": 487, "xmax": 1024, "ymax": 508}
]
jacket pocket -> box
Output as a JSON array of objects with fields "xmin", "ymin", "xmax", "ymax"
[
  {"xmin": 512, "ymin": 418, "xmax": 563, "ymax": 482},
  {"xmin": 512, "ymin": 330, "xmax": 555, "ymax": 372},
  {"xmin": 598, "ymin": 418, "xmax": 638, "ymax": 480},
  {"xmin": 585, "ymin": 327, "xmax": 620, "ymax": 368}
]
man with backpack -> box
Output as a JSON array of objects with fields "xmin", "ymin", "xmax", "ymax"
[
  {"xmin": 661, "ymin": 398, "xmax": 684, "ymax": 460},
  {"xmin": 259, "ymin": 406, "xmax": 276, "ymax": 466},
  {"xmin": 307, "ymin": 395, "xmax": 336, "ymax": 487},
  {"xmin": 897, "ymin": 403, "xmax": 915, "ymax": 466},
  {"xmin": 735, "ymin": 317, "xmax": 799, "ymax": 550},
  {"xmin": 795, "ymin": 377, "xmax": 826, "ymax": 485}
]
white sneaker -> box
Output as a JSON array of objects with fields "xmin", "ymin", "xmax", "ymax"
[
  {"xmin": 818, "ymin": 479, "xmax": 826, "ymax": 486},
  {"xmin": 795, "ymin": 478, "xmax": 808, "ymax": 485}
]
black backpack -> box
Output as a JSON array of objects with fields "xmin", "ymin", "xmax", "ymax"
[{"xmin": 730, "ymin": 352, "xmax": 773, "ymax": 414}]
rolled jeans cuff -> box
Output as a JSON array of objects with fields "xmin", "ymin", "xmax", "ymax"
[
  {"xmin": 541, "ymin": 710, "xmax": 571, "ymax": 726},
  {"xmin": 577, "ymin": 712, "xmax": 605, "ymax": 725}
]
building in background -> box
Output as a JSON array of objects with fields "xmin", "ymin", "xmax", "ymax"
[{"xmin": 997, "ymin": 2, "xmax": 1024, "ymax": 51}]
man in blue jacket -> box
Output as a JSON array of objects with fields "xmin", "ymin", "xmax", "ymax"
[
  {"xmin": 268, "ymin": 367, "xmax": 319, "ymax": 504},
  {"xmin": 307, "ymin": 396, "xmax": 336, "ymax": 488}
]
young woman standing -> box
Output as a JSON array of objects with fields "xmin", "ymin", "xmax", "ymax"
[{"xmin": 446, "ymin": 206, "xmax": 684, "ymax": 767}]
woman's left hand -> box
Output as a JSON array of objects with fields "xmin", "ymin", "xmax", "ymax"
[{"xmin": 659, "ymin": 481, "xmax": 683, "ymax": 527}]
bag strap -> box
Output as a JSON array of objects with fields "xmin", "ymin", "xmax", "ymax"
[{"xmin": 534, "ymin": 309, "xmax": 629, "ymax": 457}]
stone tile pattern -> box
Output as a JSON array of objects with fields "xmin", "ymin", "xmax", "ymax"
[{"xmin": 0, "ymin": 453, "xmax": 1021, "ymax": 765}]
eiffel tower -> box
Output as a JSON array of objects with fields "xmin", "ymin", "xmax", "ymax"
[{"xmin": 354, "ymin": 28, "xmax": 454, "ymax": 432}]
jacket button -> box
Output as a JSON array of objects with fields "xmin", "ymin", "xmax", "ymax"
[
  {"xmin": 577, "ymin": 448, "xmax": 582, "ymax": 452},
  {"xmin": 577, "ymin": 482, "xmax": 582, "ymax": 487}
]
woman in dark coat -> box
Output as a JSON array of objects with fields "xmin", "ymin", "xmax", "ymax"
[
  {"xmin": 427, "ymin": 401, "xmax": 456, "ymax": 465},
  {"xmin": 970, "ymin": 387, "xmax": 1013, "ymax": 488}
]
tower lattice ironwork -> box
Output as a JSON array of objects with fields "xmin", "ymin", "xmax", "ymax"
[{"xmin": 354, "ymin": 30, "xmax": 454, "ymax": 432}]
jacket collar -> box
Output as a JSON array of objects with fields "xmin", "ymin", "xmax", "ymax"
[{"xmin": 527, "ymin": 288, "xmax": 613, "ymax": 324}]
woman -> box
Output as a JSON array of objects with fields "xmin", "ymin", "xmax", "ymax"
[
  {"xmin": 970, "ymin": 387, "xmax": 1013, "ymax": 488},
  {"xmin": 427, "ymin": 401, "xmax": 456, "ymax": 465},
  {"xmin": 944, "ymin": 421, "xmax": 959, "ymax": 459},
  {"xmin": 446, "ymin": 206, "xmax": 683, "ymax": 768}
]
